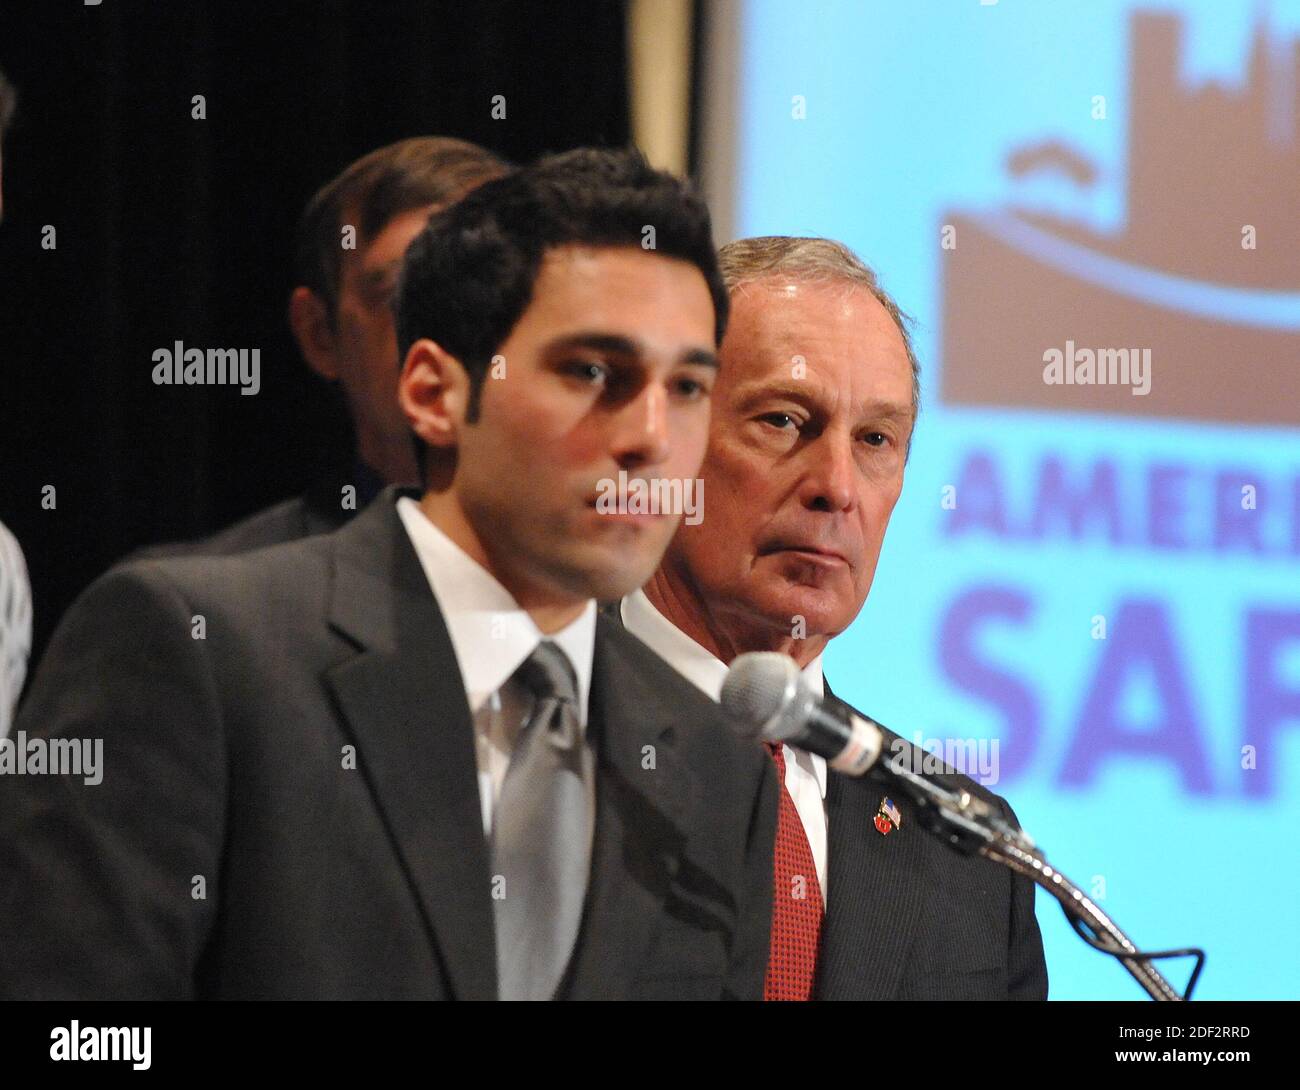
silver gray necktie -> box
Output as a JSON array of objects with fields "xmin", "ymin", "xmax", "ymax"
[{"xmin": 490, "ymin": 640, "xmax": 595, "ymax": 1001}]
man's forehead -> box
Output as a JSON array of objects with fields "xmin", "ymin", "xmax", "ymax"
[
  {"xmin": 728, "ymin": 276, "xmax": 901, "ymax": 342},
  {"xmin": 733, "ymin": 277, "xmax": 904, "ymax": 353},
  {"xmin": 531, "ymin": 246, "xmax": 636, "ymax": 311},
  {"xmin": 722, "ymin": 279, "xmax": 913, "ymax": 408},
  {"xmin": 530, "ymin": 244, "xmax": 710, "ymax": 316},
  {"xmin": 493, "ymin": 245, "xmax": 712, "ymax": 361},
  {"xmin": 535, "ymin": 241, "xmax": 659, "ymax": 280},
  {"xmin": 344, "ymin": 202, "xmax": 440, "ymax": 274}
]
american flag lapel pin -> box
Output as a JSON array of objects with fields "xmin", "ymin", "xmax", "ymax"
[{"xmin": 874, "ymin": 796, "xmax": 902, "ymax": 836}]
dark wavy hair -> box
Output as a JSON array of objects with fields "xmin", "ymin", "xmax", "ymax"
[{"xmin": 395, "ymin": 145, "xmax": 728, "ymax": 434}]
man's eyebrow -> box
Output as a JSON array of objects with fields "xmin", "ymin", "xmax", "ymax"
[
  {"xmin": 358, "ymin": 259, "xmax": 402, "ymax": 287},
  {"xmin": 543, "ymin": 332, "xmax": 639, "ymax": 357},
  {"xmin": 733, "ymin": 381, "xmax": 912, "ymax": 420},
  {"xmin": 681, "ymin": 347, "xmax": 719, "ymax": 369},
  {"xmin": 857, "ymin": 399, "xmax": 914, "ymax": 422},
  {"xmin": 543, "ymin": 332, "xmax": 718, "ymax": 368}
]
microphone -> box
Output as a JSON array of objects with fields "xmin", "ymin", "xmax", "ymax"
[
  {"xmin": 719, "ymin": 651, "xmax": 883, "ymax": 775},
  {"xmin": 720, "ymin": 651, "xmax": 1002, "ymax": 833},
  {"xmin": 719, "ymin": 659, "xmax": 1191, "ymax": 1002}
]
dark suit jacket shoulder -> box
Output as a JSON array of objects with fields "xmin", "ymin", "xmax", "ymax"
[
  {"xmin": 818, "ymin": 686, "xmax": 1048, "ymax": 1001},
  {"xmin": 0, "ymin": 490, "xmax": 777, "ymax": 999},
  {"xmin": 134, "ymin": 463, "xmax": 388, "ymax": 560},
  {"xmin": 135, "ymin": 492, "xmax": 346, "ymax": 560}
]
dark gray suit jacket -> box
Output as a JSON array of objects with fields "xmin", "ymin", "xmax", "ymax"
[
  {"xmin": 816, "ymin": 683, "xmax": 1048, "ymax": 1000},
  {"xmin": 137, "ymin": 469, "xmax": 376, "ymax": 560},
  {"xmin": 604, "ymin": 603, "xmax": 1048, "ymax": 1000},
  {"xmin": 0, "ymin": 490, "xmax": 778, "ymax": 999}
]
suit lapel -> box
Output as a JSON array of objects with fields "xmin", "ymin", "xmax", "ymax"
[
  {"xmin": 563, "ymin": 617, "xmax": 695, "ymax": 999},
  {"xmin": 815, "ymin": 684, "xmax": 937, "ymax": 1000},
  {"xmin": 598, "ymin": 610, "xmax": 937, "ymax": 999},
  {"xmin": 323, "ymin": 490, "xmax": 497, "ymax": 1000}
]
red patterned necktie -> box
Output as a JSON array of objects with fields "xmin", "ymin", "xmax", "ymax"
[{"xmin": 763, "ymin": 741, "xmax": 824, "ymax": 1001}]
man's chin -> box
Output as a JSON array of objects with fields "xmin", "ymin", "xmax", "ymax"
[
  {"xmin": 745, "ymin": 579, "xmax": 861, "ymax": 639},
  {"xmin": 542, "ymin": 540, "xmax": 667, "ymax": 604}
]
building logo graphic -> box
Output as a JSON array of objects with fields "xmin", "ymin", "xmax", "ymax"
[{"xmin": 939, "ymin": 11, "xmax": 1300, "ymax": 426}]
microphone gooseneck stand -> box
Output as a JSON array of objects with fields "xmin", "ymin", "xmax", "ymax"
[
  {"xmin": 884, "ymin": 760, "xmax": 1205, "ymax": 1002},
  {"xmin": 715, "ymin": 651, "xmax": 1205, "ymax": 1000}
]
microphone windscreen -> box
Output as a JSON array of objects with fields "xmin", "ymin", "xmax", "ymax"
[{"xmin": 720, "ymin": 651, "xmax": 801, "ymax": 739}]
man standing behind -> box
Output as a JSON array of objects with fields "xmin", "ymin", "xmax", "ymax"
[
  {"xmin": 0, "ymin": 150, "xmax": 777, "ymax": 1000},
  {"xmin": 620, "ymin": 236, "xmax": 1048, "ymax": 1000},
  {"xmin": 161, "ymin": 136, "xmax": 509, "ymax": 554}
]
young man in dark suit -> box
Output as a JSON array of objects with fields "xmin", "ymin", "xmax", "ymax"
[
  {"xmin": 0, "ymin": 149, "xmax": 778, "ymax": 1000},
  {"xmin": 616, "ymin": 236, "xmax": 1048, "ymax": 1000}
]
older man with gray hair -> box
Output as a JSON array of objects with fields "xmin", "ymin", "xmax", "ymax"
[{"xmin": 616, "ymin": 235, "xmax": 1048, "ymax": 1000}]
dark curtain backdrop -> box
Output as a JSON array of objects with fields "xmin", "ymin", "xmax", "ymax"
[{"xmin": 0, "ymin": 0, "xmax": 630, "ymax": 665}]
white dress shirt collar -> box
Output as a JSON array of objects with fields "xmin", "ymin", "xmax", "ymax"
[
  {"xmin": 620, "ymin": 586, "xmax": 827, "ymax": 799},
  {"xmin": 396, "ymin": 497, "xmax": 595, "ymax": 724}
]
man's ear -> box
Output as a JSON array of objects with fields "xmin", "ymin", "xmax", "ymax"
[
  {"xmin": 399, "ymin": 339, "xmax": 469, "ymax": 452},
  {"xmin": 288, "ymin": 286, "xmax": 339, "ymax": 381}
]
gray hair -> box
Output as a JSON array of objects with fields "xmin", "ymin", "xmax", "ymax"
[{"xmin": 717, "ymin": 236, "xmax": 921, "ymax": 423}]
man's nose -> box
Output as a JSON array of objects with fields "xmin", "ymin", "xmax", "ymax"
[
  {"xmin": 797, "ymin": 431, "xmax": 856, "ymax": 512},
  {"xmin": 610, "ymin": 380, "xmax": 671, "ymax": 469}
]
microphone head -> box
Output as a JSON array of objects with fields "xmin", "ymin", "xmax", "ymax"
[{"xmin": 720, "ymin": 651, "xmax": 805, "ymax": 742}]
